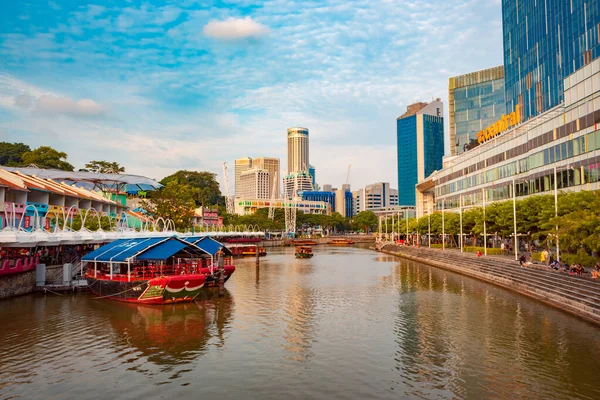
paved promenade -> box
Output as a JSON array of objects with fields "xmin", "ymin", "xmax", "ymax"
[{"xmin": 380, "ymin": 244, "xmax": 600, "ymax": 326}]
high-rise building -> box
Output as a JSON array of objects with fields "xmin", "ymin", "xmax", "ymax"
[
  {"xmin": 308, "ymin": 164, "xmax": 316, "ymax": 187},
  {"xmin": 449, "ymin": 66, "xmax": 505, "ymax": 155},
  {"xmin": 252, "ymin": 157, "xmax": 280, "ymax": 198},
  {"xmin": 396, "ymin": 100, "xmax": 444, "ymax": 206},
  {"xmin": 352, "ymin": 182, "xmax": 398, "ymax": 214},
  {"xmin": 287, "ymin": 127, "xmax": 310, "ymax": 173},
  {"xmin": 283, "ymin": 171, "xmax": 314, "ymax": 198},
  {"xmin": 502, "ymin": 0, "xmax": 600, "ymax": 122},
  {"xmin": 238, "ymin": 167, "xmax": 270, "ymax": 200},
  {"xmin": 334, "ymin": 189, "xmax": 353, "ymax": 218},
  {"xmin": 322, "ymin": 184, "xmax": 333, "ymax": 192},
  {"xmin": 234, "ymin": 157, "xmax": 252, "ymax": 197}
]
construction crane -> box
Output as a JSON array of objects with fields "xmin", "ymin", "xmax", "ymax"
[
  {"xmin": 222, "ymin": 162, "xmax": 234, "ymax": 214},
  {"xmin": 268, "ymin": 170, "xmax": 278, "ymax": 220},
  {"xmin": 346, "ymin": 164, "xmax": 352, "ymax": 185}
]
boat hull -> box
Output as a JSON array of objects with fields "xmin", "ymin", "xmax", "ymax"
[
  {"xmin": 86, "ymin": 275, "xmax": 207, "ymax": 305},
  {"xmin": 295, "ymin": 253, "xmax": 313, "ymax": 258}
]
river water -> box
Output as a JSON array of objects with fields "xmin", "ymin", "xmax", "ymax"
[{"xmin": 1, "ymin": 246, "xmax": 599, "ymax": 400}]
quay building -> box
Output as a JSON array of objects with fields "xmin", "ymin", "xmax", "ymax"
[{"xmin": 417, "ymin": 58, "xmax": 600, "ymax": 216}]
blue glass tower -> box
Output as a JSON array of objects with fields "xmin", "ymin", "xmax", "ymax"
[
  {"xmin": 397, "ymin": 101, "xmax": 444, "ymax": 206},
  {"xmin": 502, "ymin": 0, "xmax": 600, "ymax": 121}
]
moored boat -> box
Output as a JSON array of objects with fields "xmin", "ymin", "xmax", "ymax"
[
  {"xmin": 327, "ymin": 238, "xmax": 355, "ymax": 246},
  {"xmin": 295, "ymin": 246, "xmax": 313, "ymax": 258},
  {"xmin": 82, "ymin": 236, "xmax": 236, "ymax": 304},
  {"xmin": 229, "ymin": 245, "xmax": 267, "ymax": 257},
  {"xmin": 291, "ymin": 239, "xmax": 318, "ymax": 246}
]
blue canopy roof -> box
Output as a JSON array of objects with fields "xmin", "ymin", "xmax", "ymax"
[
  {"xmin": 184, "ymin": 236, "xmax": 232, "ymax": 256},
  {"xmin": 82, "ymin": 236, "xmax": 209, "ymax": 264}
]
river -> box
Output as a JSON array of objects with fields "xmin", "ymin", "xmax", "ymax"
[{"xmin": 1, "ymin": 246, "xmax": 599, "ymax": 399}]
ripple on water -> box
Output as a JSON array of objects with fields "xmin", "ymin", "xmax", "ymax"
[{"xmin": 1, "ymin": 247, "xmax": 600, "ymax": 400}]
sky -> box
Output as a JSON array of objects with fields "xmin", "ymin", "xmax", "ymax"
[{"xmin": 0, "ymin": 0, "xmax": 504, "ymax": 194}]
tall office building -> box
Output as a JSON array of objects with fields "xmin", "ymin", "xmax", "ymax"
[
  {"xmin": 283, "ymin": 171, "xmax": 314, "ymax": 198},
  {"xmin": 449, "ymin": 66, "xmax": 506, "ymax": 155},
  {"xmin": 238, "ymin": 167, "xmax": 270, "ymax": 200},
  {"xmin": 502, "ymin": 0, "xmax": 600, "ymax": 122},
  {"xmin": 352, "ymin": 182, "xmax": 399, "ymax": 213},
  {"xmin": 287, "ymin": 127, "xmax": 310, "ymax": 173},
  {"xmin": 396, "ymin": 100, "xmax": 444, "ymax": 206},
  {"xmin": 234, "ymin": 157, "xmax": 252, "ymax": 197},
  {"xmin": 252, "ymin": 157, "xmax": 280, "ymax": 198}
]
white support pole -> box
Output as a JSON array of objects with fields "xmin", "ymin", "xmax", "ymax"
[
  {"xmin": 459, "ymin": 195, "xmax": 463, "ymax": 253},
  {"xmin": 483, "ymin": 188, "xmax": 487, "ymax": 256},
  {"xmin": 127, "ymin": 260, "xmax": 131, "ymax": 282},
  {"xmin": 442, "ymin": 200, "xmax": 445, "ymax": 251},
  {"xmin": 405, "ymin": 209, "xmax": 409, "ymax": 245},
  {"xmin": 513, "ymin": 178, "xmax": 518, "ymax": 261},
  {"xmin": 428, "ymin": 205, "xmax": 431, "ymax": 248},
  {"xmin": 554, "ymin": 165, "xmax": 560, "ymax": 262},
  {"xmin": 110, "ymin": 262, "xmax": 113, "ymax": 279},
  {"xmin": 397, "ymin": 212, "xmax": 400, "ymax": 242}
]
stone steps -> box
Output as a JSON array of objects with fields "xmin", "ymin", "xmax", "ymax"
[{"xmin": 383, "ymin": 245, "xmax": 600, "ymax": 325}]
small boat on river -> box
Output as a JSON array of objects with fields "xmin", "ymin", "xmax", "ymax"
[
  {"xmin": 82, "ymin": 236, "xmax": 235, "ymax": 305},
  {"xmin": 229, "ymin": 245, "xmax": 267, "ymax": 257},
  {"xmin": 327, "ymin": 238, "xmax": 355, "ymax": 246},
  {"xmin": 295, "ymin": 246, "xmax": 313, "ymax": 258},
  {"xmin": 291, "ymin": 239, "xmax": 318, "ymax": 246}
]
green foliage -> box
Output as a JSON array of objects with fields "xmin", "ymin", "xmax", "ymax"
[
  {"xmin": 85, "ymin": 160, "xmax": 125, "ymax": 174},
  {"xmin": 0, "ymin": 142, "xmax": 31, "ymax": 166},
  {"xmin": 160, "ymin": 170, "xmax": 223, "ymax": 207},
  {"xmin": 562, "ymin": 249, "xmax": 597, "ymax": 268},
  {"xmin": 353, "ymin": 211, "xmax": 378, "ymax": 233},
  {"xmin": 21, "ymin": 146, "xmax": 74, "ymax": 171},
  {"xmin": 142, "ymin": 181, "xmax": 195, "ymax": 231}
]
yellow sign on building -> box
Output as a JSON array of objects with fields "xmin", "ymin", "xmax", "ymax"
[{"xmin": 477, "ymin": 106, "xmax": 521, "ymax": 144}]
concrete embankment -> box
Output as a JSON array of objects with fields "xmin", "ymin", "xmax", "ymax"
[
  {"xmin": 0, "ymin": 264, "xmax": 67, "ymax": 300},
  {"xmin": 380, "ymin": 245, "xmax": 600, "ymax": 326}
]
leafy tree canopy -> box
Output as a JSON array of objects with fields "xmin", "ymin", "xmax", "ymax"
[
  {"xmin": 142, "ymin": 181, "xmax": 195, "ymax": 231},
  {"xmin": 85, "ymin": 160, "xmax": 125, "ymax": 174},
  {"xmin": 160, "ymin": 170, "xmax": 223, "ymax": 207},
  {"xmin": 0, "ymin": 142, "xmax": 31, "ymax": 166},
  {"xmin": 353, "ymin": 210, "xmax": 378, "ymax": 233},
  {"xmin": 21, "ymin": 146, "xmax": 74, "ymax": 171}
]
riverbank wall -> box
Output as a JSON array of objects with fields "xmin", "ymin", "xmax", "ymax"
[
  {"xmin": 0, "ymin": 264, "xmax": 66, "ymax": 300},
  {"xmin": 380, "ymin": 245, "xmax": 600, "ymax": 326}
]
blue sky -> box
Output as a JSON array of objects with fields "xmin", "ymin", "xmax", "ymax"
[{"xmin": 0, "ymin": 0, "xmax": 504, "ymax": 192}]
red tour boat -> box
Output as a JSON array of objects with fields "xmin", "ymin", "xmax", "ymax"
[{"xmin": 82, "ymin": 236, "xmax": 235, "ymax": 305}]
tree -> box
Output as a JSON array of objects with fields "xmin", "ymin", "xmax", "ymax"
[
  {"xmin": 85, "ymin": 160, "xmax": 125, "ymax": 174},
  {"xmin": 0, "ymin": 142, "xmax": 31, "ymax": 166},
  {"xmin": 21, "ymin": 146, "xmax": 74, "ymax": 171},
  {"xmin": 142, "ymin": 181, "xmax": 196, "ymax": 231},
  {"xmin": 353, "ymin": 211, "xmax": 378, "ymax": 233},
  {"xmin": 160, "ymin": 170, "xmax": 223, "ymax": 207}
]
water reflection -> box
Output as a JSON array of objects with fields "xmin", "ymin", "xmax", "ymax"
[
  {"xmin": 93, "ymin": 290, "xmax": 234, "ymax": 367},
  {"xmin": 1, "ymin": 247, "xmax": 599, "ymax": 400}
]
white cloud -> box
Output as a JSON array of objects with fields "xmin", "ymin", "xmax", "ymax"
[
  {"xmin": 33, "ymin": 95, "xmax": 107, "ymax": 117},
  {"xmin": 203, "ymin": 17, "xmax": 269, "ymax": 40}
]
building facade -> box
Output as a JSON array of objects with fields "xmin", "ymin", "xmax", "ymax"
[
  {"xmin": 334, "ymin": 189, "xmax": 353, "ymax": 218},
  {"xmin": 252, "ymin": 157, "xmax": 281, "ymax": 198},
  {"xmin": 397, "ymin": 100, "xmax": 444, "ymax": 206},
  {"xmin": 502, "ymin": 0, "xmax": 600, "ymax": 123},
  {"xmin": 238, "ymin": 167, "xmax": 270, "ymax": 200},
  {"xmin": 234, "ymin": 157, "xmax": 253, "ymax": 197},
  {"xmin": 283, "ymin": 171, "xmax": 314, "ymax": 198},
  {"xmin": 353, "ymin": 182, "xmax": 399, "ymax": 214},
  {"xmin": 416, "ymin": 57, "xmax": 600, "ymax": 217},
  {"xmin": 287, "ymin": 127, "xmax": 310, "ymax": 173},
  {"xmin": 449, "ymin": 66, "xmax": 506, "ymax": 155},
  {"xmin": 234, "ymin": 198, "xmax": 331, "ymax": 216}
]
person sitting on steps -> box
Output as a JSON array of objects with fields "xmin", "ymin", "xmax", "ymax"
[{"xmin": 592, "ymin": 262, "xmax": 600, "ymax": 279}]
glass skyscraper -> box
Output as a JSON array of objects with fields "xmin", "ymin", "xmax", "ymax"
[
  {"xmin": 502, "ymin": 0, "xmax": 600, "ymax": 122},
  {"xmin": 397, "ymin": 100, "xmax": 444, "ymax": 206},
  {"xmin": 449, "ymin": 66, "xmax": 506, "ymax": 155}
]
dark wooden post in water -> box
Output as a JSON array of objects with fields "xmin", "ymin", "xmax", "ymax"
[
  {"xmin": 255, "ymin": 244, "xmax": 260, "ymax": 268},
  {"xmin": 218, "ymin": 250, "xmax": 225, "ymax": 297}
]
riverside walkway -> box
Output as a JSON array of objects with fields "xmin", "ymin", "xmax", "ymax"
[{"xmin": 380, "ymin": 244, "xmax": 600, "ymax": 326}]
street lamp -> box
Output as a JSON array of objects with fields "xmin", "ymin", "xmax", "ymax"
[
  {"xmin": 442, "ymin": 199, "xmax": 445, "ymax": 251},
  {"xmin": 428, "ymin": 204, "xmax": 431, "ymax": 248},
  {"xmin": 482, "ymin": 188, "xmax": 487, "ymax": 256},
  {"xmin": 459, "ymin": 194, "xmax": 463, "ymax": 253}
]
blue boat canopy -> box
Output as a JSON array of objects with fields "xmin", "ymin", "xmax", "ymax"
[
  {"xmin": 183, "ymin": 236, "xmax": 233, "ymax": 256},
  {"xmin": 82, "ymin": 236, "xmax": 209, "ymax": 264}
]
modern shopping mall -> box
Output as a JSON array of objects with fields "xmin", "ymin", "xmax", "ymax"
[{"xmin": 417, "ymin": 57, "xmax": 600, "ymax": 216}]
